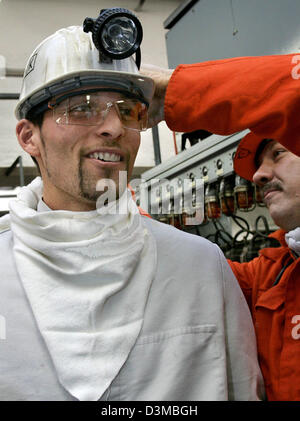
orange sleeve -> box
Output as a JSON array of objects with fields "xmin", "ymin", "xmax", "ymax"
[{"xmin": 165, "ymin": 54, "xmax": 300, "ymax": 157}]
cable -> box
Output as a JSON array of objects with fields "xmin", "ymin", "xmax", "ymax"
[
  {"xmin": 254, "ymin": 215, "xmax": 270, "ymax": 238},
  {"xmin": 212, "ymin": 219, "xmax": 233, "ymax": 248},
  {"xmin": 230, "ymin": 213, "xmax": 251, "ymax": 233}
]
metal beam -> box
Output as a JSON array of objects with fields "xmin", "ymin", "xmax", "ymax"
[
  {"xmin": 151, "ymin": 125, "xmax": 162, "ymax": 166},
  {"xmin": 0, "ymin": 93, "xmax": 19, "ymax": 100}
]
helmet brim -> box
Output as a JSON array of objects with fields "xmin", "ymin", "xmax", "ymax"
[{"xmin": 15, "ymin": 70, "xmax": 154, "ymax": 120}]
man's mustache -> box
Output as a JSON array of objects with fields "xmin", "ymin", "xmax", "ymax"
[{"xmin": 261, "ymin": 181, "xmax": 283, "ymax": 195}]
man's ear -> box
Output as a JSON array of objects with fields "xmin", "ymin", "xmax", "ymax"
[{"xmin": 16, "ymin": 119, "xmax": 41, "ymax": 158}]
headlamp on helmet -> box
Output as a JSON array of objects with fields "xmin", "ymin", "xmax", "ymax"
[
  {"xmin": 15, "ymin": 8, "xmax": 154, "ymax": 122},
  {"xmin": 83, "ymin": 8, "xmax": 143, "ymax": 69}
]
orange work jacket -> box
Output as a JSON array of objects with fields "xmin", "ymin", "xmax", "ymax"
[{"xmin": 228, "ymin": 230, "xmax": 300, "ymax": 401}]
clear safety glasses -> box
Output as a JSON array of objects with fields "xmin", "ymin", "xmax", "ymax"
[{"xmin": 48, "ymin": 92, "xmax": 148, "ymax": 131}]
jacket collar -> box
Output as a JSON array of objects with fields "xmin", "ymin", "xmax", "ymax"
[{"xmin": 259, "ymin": 229, "xmax": 296, "ymax": 261}]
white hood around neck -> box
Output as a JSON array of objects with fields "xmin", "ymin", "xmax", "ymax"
[{"xmin": 4, "ymin": 177, "xmax": 157, "ymax": 400}]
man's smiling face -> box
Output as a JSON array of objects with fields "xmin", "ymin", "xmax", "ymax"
[{"xmin": 17, "ymin": 90, "xmax": 141, "ymax": 211}]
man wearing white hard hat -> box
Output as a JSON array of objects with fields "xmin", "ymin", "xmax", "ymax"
[{"xmin": 0, "ymin": 9, "xmax": 264, "ymax": 401}]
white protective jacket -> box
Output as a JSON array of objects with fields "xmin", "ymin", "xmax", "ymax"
[{"xmin": 0, "ymin": 213, "xmax": 264, "ymax": 401}]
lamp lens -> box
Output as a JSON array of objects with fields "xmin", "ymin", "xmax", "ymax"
[{"xmin": 101, "ymin": 16, "xmax": 137, "ymax": 55}]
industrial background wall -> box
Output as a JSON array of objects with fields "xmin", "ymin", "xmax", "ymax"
[{"xmin": 165, "ymin": 0, "xmax": 300, "ymax": 65}]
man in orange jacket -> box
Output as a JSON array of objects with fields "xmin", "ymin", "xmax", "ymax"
[
  {"xmin": 141, "ymin": 56, "xmax": 300, "ymax": 401},
  {"xmin": 229, "ymin": 135, "xmax": 300, "ymax": 401}
]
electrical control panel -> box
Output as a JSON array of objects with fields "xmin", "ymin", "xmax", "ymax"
[
  {"xmin": 137, "ymin": 130, "xmax": 245, "ymax": 213},
  {"xmin": 137, "ymin": 130, "xmax": 279, "ymax": 262}
]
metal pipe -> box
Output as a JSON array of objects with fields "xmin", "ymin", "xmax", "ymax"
[
  {"xmin": 173, "ymin": 131, "xmax": 178, "ymax": 155},
  {"xmin": 5, "ymin": 68, "xmax": 24, "ymax": 77},
  {"xmin": 151, "ymin": 125, "xmax": 161, "ymax": 165},
  {"xmin": 135, "ymin": 0, "xmax": 146, "ymax": 12},
  {"xmin": 18, "ymin": 156, "xmax": 25, "ymax": 187},
  {"xmin": 5, "ymin": 156, "xmax": 24, "ymax": 186},
  {"xmin": 0, "ymin": 93, "xmax": 19, "ymax": 99}
]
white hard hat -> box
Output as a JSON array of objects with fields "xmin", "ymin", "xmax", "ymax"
[{"xmin": 15, "ymin": 26, "xmax": 154, "ymax": 120}]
